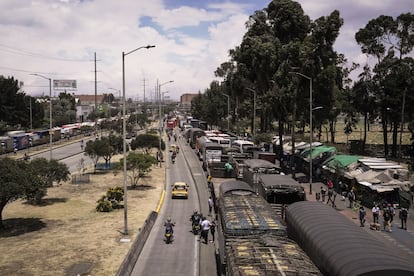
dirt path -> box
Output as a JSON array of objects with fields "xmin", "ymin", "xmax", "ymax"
[{"xmin": 0, "ymin": 154, "xmax": 165, "ymax": 275}]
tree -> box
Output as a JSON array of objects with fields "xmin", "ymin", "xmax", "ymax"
[
  {"xmin": 356, "ymin": 13, "xmax": 414, "ymax": 157},
  {"xmin": 130, "ymin": 133, "xmax": 160, "ymax": 154},
  {"xmin": 0, "ymin": 76, "xmax": 45, "ymax": 131},
  {"xmin": 0, "ymin": 158, "xmax": 33, "ymax": 229},
  {"xmin": 29, "ymin": 157, "xmax": 70, "ymax": 188},
  {"xmin": 0, "ymin": 158, "xmax": 48, "ymax": 229},
  {"xmin": 115, "ymin": 152, "xmax": 158, "ymax": 188},
  {"xmin": 84, "ymin": 135, "xmax": 124, "ymax": 172},
  {"xmin": 55, "ymin": 92, "xmax": 77, "ymax": 126}
]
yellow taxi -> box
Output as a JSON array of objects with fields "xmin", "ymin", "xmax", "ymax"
[
  {"xmin": 169, "ymin": 144, "xmax": 177, "ymax": 152},
  {"xmin": 171, "ymin": 182, "xmax": 189, "ymax": 199}
]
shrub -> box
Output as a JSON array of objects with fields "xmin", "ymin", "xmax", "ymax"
[
  {"xmin": 96, "ymin": 187, "xmax": 124, "ymax": 212},
  {"xmin": 96, "ymin": 196, "xmax": 113, "ymax": 212}
]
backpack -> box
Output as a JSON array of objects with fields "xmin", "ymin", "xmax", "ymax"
[{"xmin": 383, "ymin": 210, "xmax": 390, "ymax": 220}]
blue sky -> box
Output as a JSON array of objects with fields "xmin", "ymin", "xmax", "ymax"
[{"xmin": 0, "ymin": 0, "xmax": 412, "ymax": 100}]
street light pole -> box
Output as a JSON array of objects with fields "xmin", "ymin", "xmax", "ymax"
[
  {"xmin": 157, "ymin": 80, "xmax": 174, "ymax": 167},
  {"xmin": 245, "ymin": 87, "xmax": 256, "ymax": 142},
  {"xmin": 31, "ymin": 73, "xmax": 53, "ymax": 160},
  {"xmin": 223, "ymin": 94, "xmax": 230, "ymax": 130},
  {"xmin": 290, "ymin": 72, "xmax": 313, "ymax": 194},
  {"xmin": 121, "ymin": 44, "xmax": 155, "ymax": 236}
]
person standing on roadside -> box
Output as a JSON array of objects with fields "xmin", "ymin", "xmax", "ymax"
[
  {"xmin": 347, "ymin": 190, "xmax": 355, "ymax": 208},
  {"xmin": 383, "ymin": 207, "xmax": 392, "ymax": 232},
  {"xmin": 359, "ymin": 206, "xmax": 366, "ymax": 227},
  {"xmin": 327, "ymin": 188, "xmax": 334, "ymax": 206},
  {"xmin": 208, "ymin": 196, "xmax": 214, "ymax": 216},
  {"xmin": 321, "ymin": 186, "xmax": 327, "ymax": 202},
  {"xmin": 200, "ymin": 217, "xmax": 211, "ymax": 244},
  {"xmin": 372, "ymin": 204, "xmax": 380, "ymax": 224},
  {"xmin": 399, "ymin": 207, "xmax": 408, "ymax": 230},
  {"xmin": 210, "ymin": 220, "xmax": 216, "ymax": 242},
  {"xmin": 327, "ymin": 179, "xmax": 334, "ymax": 189}
]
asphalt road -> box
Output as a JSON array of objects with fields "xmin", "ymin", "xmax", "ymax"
[{"xmin": 131, "ymin": 136, "xmax": 202, "ymax": 275}]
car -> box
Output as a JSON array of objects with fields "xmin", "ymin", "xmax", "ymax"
[
  {"xmin": 171, "ymin": 182, "xmax": 189, "ymax": 199},
  {"xmin": 169, "ymin": 144, "xmax": 177, "ymax": 152}
]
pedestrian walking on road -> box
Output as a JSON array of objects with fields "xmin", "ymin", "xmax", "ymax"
[
  {"xmin": 372, "ymin": 204, "xmax": 380, "ymax": 224},
  {"xmin": 207, "ymin": 175, "xmax": 213, "ymax": 191},
  {"xmin": 200, "ymin": 217, "xmax": 211, "ymax": 244},
  {"xmin": 327, "ymin": 189, "xmax": 335, "ymax": 207},
  {"xmin": 399, "ymin": 207, "xmax": 408, "ymax": 230},
  {"xmin": 347, "ymin": 190, "xmax": 355, "ymax": 208},
  {"xmin": 321, "ymin": 187, "xmax": 327, "ymax": 202},
  {"xmin": 210, "ymin": 220, "xmax": 216, "ymax": 242},
  {"xmin": 388, "ymin": 204, "xmax": 395, "ymax": 226},
  {"xmin": 208, "ymin": 196, "xmax": 214, "ymax": 215},
  {"xmin": 383, "ymin": 208, "xmax": 392, "ymax": 232},
  {"xmin": 359, "ymin": 206, "xmax": 366, "ymax": 227},
  {"xmin": 327, "ymin": 179, "xmax": 334, "ymax": 189}
]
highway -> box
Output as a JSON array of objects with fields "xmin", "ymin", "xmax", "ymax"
[
  {"xmin": 30, "ymin": 137, "xmax": 94, "ymax": 173},
  {"xmin": 131, "ymin": 135, "xmax": 202, "ymax": 275}
]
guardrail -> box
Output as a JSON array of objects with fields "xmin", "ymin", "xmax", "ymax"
[{"xmin": 116, "ymin": 211, "xmax": 158, "ymax": 276}]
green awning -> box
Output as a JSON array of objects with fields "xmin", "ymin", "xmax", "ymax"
[
  {"xmin": 323, "ymin": 155, "xmax": 361, "ymax": 170},
  {"xmin": 301, "ymin": 146, "xmax": 336, "ymax": 159}
]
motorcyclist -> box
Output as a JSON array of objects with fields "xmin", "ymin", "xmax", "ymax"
[
  {"xmin": 164, "ymin": 217, "xmax": 175, "ymax": 234},
  {"xmin": 171, "ymin": 151, "xmax": 177, "ymax": 163},
  {"xmin": 190, "ymin": 211, "xmax": 201, "ymax": 226}
]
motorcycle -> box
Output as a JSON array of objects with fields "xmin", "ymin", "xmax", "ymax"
[
  {"xmin": 165, "ymin": 228, "xmax": 174, "ymax": 244},
  {"xmin": 192, "ymin": 222, "xmax": 201, "ymax": 235},
  {"xmin": 190, "ymin": 213, "xmax": 201, "ymax": 235}
]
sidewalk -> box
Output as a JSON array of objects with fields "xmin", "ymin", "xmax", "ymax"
[{"xmin": 296, "ymin": 172, "xmax": 414, "ymax": 233}]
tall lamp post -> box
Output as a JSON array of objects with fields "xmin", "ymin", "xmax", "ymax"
[
  {"xmin": 290, "ymin": 72, "xmax": 314, "ymax": 194},
  {"xmin": 157, "ymin": 80, "xmax": 174, "ymax": 167},
  {"xmin": 223, "ymin": 94, "xmax": 230, "ymax": 130},
  {"xmin": 245, "ymin": 87, "xmax": 256, "ymax": 142},
  {"xmin": 122, "ymin": 44, "xmax": 155, "ymax": 236},
  {"xmin": 31, "ymin": 73, "xmax": 53, "ymax": 161}
]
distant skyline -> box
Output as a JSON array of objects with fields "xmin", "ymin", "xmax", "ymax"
[{"xmin": 0, "ymin": 0, "xmax": 412, "ymax": 100}]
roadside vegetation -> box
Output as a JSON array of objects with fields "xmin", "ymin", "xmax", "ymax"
[{"xmin": 191, "ymin": 2, "xmax": 414, "ymax": 162}]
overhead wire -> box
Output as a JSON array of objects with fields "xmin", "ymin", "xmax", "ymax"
[{"xmin": 0, "ymin": 43, "xmax": 90, "ymax": 62}]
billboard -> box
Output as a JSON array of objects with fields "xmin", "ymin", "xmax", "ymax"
[{"xmin": 53, "ymin": 79, "xmax": 77, "ymax": 90}]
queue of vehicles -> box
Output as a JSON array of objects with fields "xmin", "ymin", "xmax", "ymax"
[
  {"xmin": 0, "ymin": 122, "xmax": 97, "ymax": 154},
  {"xmin": 172, "ymin": 114, "xmax": 414, "ymax": 276}
]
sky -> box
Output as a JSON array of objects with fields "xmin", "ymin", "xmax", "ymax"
[{"xmin": 0, "ymin": 0, "xmax": 412, "ymax": 101}]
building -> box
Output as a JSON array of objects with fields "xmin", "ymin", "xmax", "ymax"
[
  {"xmin": 75, "ymin": 94, "xmax": 106, "ymax": 121},
  {"xmin": 180, "ymin": 93, "xmax": 199, "ymax": 112}
]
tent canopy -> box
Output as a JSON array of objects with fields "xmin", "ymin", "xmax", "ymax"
[
  {"xmin": 322, "ymin": 154, "xmax": 360, "ymax": 170},
  {"xmin": 300, "ymin": 145, "xmax": 336, "ymax": 159}
]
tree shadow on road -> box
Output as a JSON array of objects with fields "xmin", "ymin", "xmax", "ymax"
[{"xmin": 0, "ymin": 218, "xmax": 46, "ymax": 237}]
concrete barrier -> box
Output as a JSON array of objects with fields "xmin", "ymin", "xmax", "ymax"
[{"xmin": 116, "ymin": 211, "xmax": 158, "ymax": 276}]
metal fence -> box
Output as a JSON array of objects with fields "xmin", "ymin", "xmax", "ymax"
[{"xmin": 71, "ymin": 174, "xmax": 90, "ymax": 184}]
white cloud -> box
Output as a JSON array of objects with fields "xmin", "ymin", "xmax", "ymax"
[
  {"xmin": 0, "ymin": 0, "xmax": 253, "ymax": 100},
  {"xmin": 0, "ymin": 0, "xmax": 413, "ymax": 102}
]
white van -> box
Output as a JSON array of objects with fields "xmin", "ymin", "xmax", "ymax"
[
  {"xmin": 209, "ymin": 136, "xmax": 231, "ymax": 148},
  {"xmin": 232, "ymin": 139, "xmax": 254, "ymax": 153}
]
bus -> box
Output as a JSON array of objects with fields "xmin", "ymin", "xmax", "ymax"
[
  {"xmin": 232, "ymin": 139, "xmax": 254, "ymax": 153},
  {"xmin": 209, "ymin": 136, "xmax": 231, "ymax": 148}
]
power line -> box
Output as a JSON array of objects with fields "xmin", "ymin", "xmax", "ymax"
[{"xmin": 0, "ymin": 43, "xmax": 90, "ymax": 62}]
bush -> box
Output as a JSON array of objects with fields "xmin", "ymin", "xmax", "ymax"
[
  {"xmin": 96, "ymin": 187, "xmax": 124, "ymax": 212},
  {"xmin": 96, "ymin": 196, "xmax": 113, "ymax": 212}
]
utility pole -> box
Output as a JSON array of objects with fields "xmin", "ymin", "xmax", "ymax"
[
  {"xmin": 142, "ymin": 78, "xmax": 147, "ymax": 104},
  {"xmin": 94, "ymin": 52, "xmax": 97, "ymax": 111}
]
